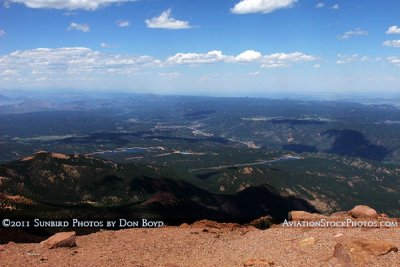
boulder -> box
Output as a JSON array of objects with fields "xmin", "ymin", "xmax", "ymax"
[
  {"xmin": 349, "ymin": 205, "xmax": 378, "ymax": 219},
  {"xmin": 40, "ymin": 231, "xmax": 76, "ymax": 249},
  {"xmin": 289, "ymin": 211, "xmax": 327, "ymax": 221}
]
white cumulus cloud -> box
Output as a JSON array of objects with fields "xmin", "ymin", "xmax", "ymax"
[
  {"xmin": 331, "ymin": 4, "xmax": 339, "ymax": 10},
  {"xmin": 167, "ymin": 50, "xmax": 228, "ymax": 64},
  {"xmin": 335, "ymin": 54, "xmax": 381, "ymax": 64},
  {"xmin": 116, "ymin": 19, "xmax": 130, "ymax": 27},
  {"xmin": 231, "ymin": 0, "xmax": 297, "ymax": 14},
  {"xmin": 0, "ymin": 47, "xmax": 320, "ymax": 88},
  {"xmin": 0, "ymin": 69, "xmax": 18, "ymax": 76},
  {"xmin": 7, "ymin": 0, "xmax": 137, "ymax": 10},
  {"xmin": 68, "ymin": 22, "xmax": 90, "ymax": 32},
  {"xmin": 336, "ymin": 54, "xmax": 356, "ymax": 64},
  {"xmin": 388, "ymin": 56, "xmax": 400, "ymax": 66},
  {"xmin": 383, "ymin": 40, "xmax": 400, "ymax": 48},
  {"xmin": 386, "ymin": 26, "xmax": 400, "ymax": 35},
  {"xmin": 338, "ymin": 28, "xmax": 368, "ymax": 40},
  {"xmin": 0, "ymin": 47, "xmax": 161, "ymax": 82},
  {"xmin": 0, "ymin": 29, "xmax": 5, "ymax": 37},
  {"xmin": 235, "ymin": 50, "xmax": 262, "ymax": 62},
  {"xmin": 261, "ymin": 52, "xmax": 317, "ymax": 68},
  {"xmin": 100, "ymin": 42, "xmax": 117, "ymax": 48},
  {"xmin": 315, "ymin": 2, "xmax": 324, "ymax": 8},
  {"xmin": 167, "ymin": 50, "xmax": 317, "ymax": 68},
  {"xmin": 146, "ymin": 9, "xmax": 192, "ymax": 30}
]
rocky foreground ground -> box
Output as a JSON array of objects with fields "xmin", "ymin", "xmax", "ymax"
[{"xmin": 0, "ymin": 206, "xmax": 399, "ymax": 267}]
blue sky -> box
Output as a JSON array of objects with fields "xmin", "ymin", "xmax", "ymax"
[{"xmin": 0, "ymin": 0, "xmax": 399, "ymax": 96}]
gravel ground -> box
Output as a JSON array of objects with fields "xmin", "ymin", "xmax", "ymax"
[{"xmin": 1, "ymin": 225, "xmax": 399, "ymax": 267}]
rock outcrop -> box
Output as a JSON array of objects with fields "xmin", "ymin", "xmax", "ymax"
[
  {"xmin": 321, "ymin": 239, "xmax": 398, "ymax": 267},
  {"xmin": 290, "ymin": 205, "xmax": 388, "ymax": 223},
  {"xmin": 40, "ymin": 231, "xmax": 76, "ymax": 249}
]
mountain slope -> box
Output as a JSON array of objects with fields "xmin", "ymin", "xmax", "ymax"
[{"xmin": 0, "ymin": 152, "xmax": 315, "ymax": 223}]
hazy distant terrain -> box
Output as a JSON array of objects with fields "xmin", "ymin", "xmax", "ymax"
[{"xmin": 1, "ymin": 93, "xmax": 400, "ymax": 162}]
